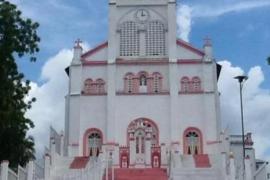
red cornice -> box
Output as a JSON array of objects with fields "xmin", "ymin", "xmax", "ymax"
[
  {"xmin": 116, "ymin": 91, "xmax": 170, "ymax": 95},
  {"xmin": 116, "ymin": 58, "xmax": 169, "ymax": 65},
  {"xmin": 82, "ymin": 60, "xmax": 107, "ymax": 66},
  {"xmin": 177, "ymin": 59, "xmax": 203, "ymax": 64},
  {"xmin": 81, "ymin": 41, "xmax": 108, "ymax": 59},
  {"xmin": 176, "ymin": 39, "xmax": 205, "ymax": 56}
]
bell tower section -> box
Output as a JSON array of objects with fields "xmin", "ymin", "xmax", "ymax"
[{"xmin": 108, "ymin": 0, "xmax": 177, "ymax": 63}]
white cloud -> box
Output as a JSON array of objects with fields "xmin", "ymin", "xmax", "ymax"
[
  {"xmin": 177, "ymin": 4, "xmax": 192, "ymax": 42},
  {"xmin": 192, "ymin": 1, "xmax": 270, "ymax": 18},
  {"xmin": 26, "ymin": 49, "xmax": 73, "ymax": 155},
  {"xmin": 26, "ymin": 43, "xmax": 89, "ymax": 156},
  {"xmin": 176, "ymin": 1, "xmax": 270, "ymax": 41},
  {"xmin": 218, "ymin": 61, "xmax": 270, "ymax": 160}
]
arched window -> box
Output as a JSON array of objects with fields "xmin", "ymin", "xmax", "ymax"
[
  {"xmin": 124, "ymin": 73, "xmax": 135, "ymax": 93},
  {"xmin": 83, "ymin": 128, "xmax": 103, "ymax": 156},
  {"xmin": 84, "ymin": 79, "xmax": 94, "ymax": 94},
  {"xmin": 146, "ymin": 21, "xmax": 166, "ymax": 56},
  {"xmin": 88, "ymin": 132, "xmax": 102, "ymax": 156},
  {"xmin": 120, "ymin": 21, "xmax": 139, "ymax": 56},
  {"xmin": 138, "ymin": 72, "xmax": 148, "ymax": 93},
  {"xmin": 139, "ymin": 75, "xmax": 147, "ymax": 86},
  {"xmin": 96, "ymin": 79, "xmax": 105, "ymax": 94},
  {"xmin": 191, "ymin": 77, "xmax": 201, "ymax": 92},
  {"xmin": 183, "ymin": 128, "xmax": 203, "ymax": 155},
  {"xmin": 181, "ymin": 77, "xmax": 190, "ymax": 93},
  {"xmin": 152, "ymin": 72, "xmax": 162, "ymax": 93}
]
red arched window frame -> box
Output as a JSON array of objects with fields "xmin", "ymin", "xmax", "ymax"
[
  {"xmin": 152, "ymin": 72, "xmax": 162, "ymax": 93},
  {"xmin": 83, "ymin": 128, "xmax": 103, "ymax": 156},
  {"xmin": 124, "ymin": 72, "xmax": 135, "ymax": 93},
  {"xmin": 180, "ymin": 77, "xmax": 190, "ymax": 93},
  {"xmin": 137, "ymin": 71, "xmax": 149, "ymax": 93},
  {"xmin": 183, "ymin": 127, "xmax": 203, "ymax": 155},
  {"xmin": 191, "ymin": 76, "xmax": 201, "ymax": 93},
  {"xmin": 84, "ymin": 78, "xmax": 94, "ymax": 94},
  {"xmin": 96, "ymin": 78, "xmax": 105, "ymax": 94}
]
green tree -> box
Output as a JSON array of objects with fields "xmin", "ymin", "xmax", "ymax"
[
  {"xmin": 0, "ymin": 0, "xmax": 40, "ymax": 168},
  {"xmin": 267, "ymin": 56, "xmax": 270, "ymax": 65}
]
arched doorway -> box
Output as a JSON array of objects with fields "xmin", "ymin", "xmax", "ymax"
[
  {"xmin": 127, "ymin": 118, "xmax": 159, "ymax": 166},
  {"xmin": 183, "ymin": 127, "xmax": 203, "ymax": 155},
  {"xmin": 83, "ymin": 128, "xmax": 103, "ymax": 156}
]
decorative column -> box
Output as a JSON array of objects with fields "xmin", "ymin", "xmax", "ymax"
[
  {"xmin": 60, "ymin": 132, "xmax": 64, "ymax": 156},
  {"xmin": 50, "ymin": 138, "xmax": 56, "ymax": 168},
  {"xmin": 229, "ymin": 153, "xmax": 236, "ymax": 180},
  {"xmin": 113, "ymin": 144, "xmax": 120, "ymax": 168},
  {"xmin": 129, "ymin": 132, "xmax": 135, "ymax": 167},
  {"xmin": 0, "ymin": 160, "xmax": 9, "ymax": 180},
  {"xmin": 245, "ymin": 156, "xmax": 252, "ymax": 180},
  {"xmin": 44, "ymin": 154, "xmax": 50, "ymax": 180},
  {"xmin": 160, "ymin": 143, "xmax": 167, "ymax": 168},
  {"xmin": 27, "ymin": 161, "xmax": 34, "ymax": 180},
  {"xmin": 145, "ymin": 129, "xmax": 152, "ymax": 167}
]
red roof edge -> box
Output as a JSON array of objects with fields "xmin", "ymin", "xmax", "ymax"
[
  {"xmin": 176, "ymin": 39, "xmax": 205, "ymax": 56},
  {"xmin": 69, "ymin": 156, "xmax": 89, "ymax": 169},
  {"xmin": 81, "ymin": 41, "xmax": 108, "ymax": 59}
]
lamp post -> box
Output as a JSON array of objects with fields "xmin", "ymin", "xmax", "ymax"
[{"xmin": 234, "ymin": 75, "xmax": 248, "ymax": 180}]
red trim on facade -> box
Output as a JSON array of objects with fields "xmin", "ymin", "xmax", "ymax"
[
  {"xmin": 193, "ymin": 154, "xmax": 211, "ymax": 168},
  {"xmin": 171, "ymin": 141, "xmax": 180, "ymax": 145},
  {"xmin": 206, "ymin": 140, "xmax": 222, "ymax": 145},
  {"xmin": 127, "ymin": 118, "xmax": 159, "ymax": 146},
  {"xmin": 82, "ymin": 92, "xmax": 107, "ymax": 96},
  {"xmin": 116, "ymin": 91, "xmax": 170, "ymax": 95},
  {"xmin": 82, "ymin": 60, "xmax": 107, "ymax": 66},
  {"xmin": 183, "ymin": 127, "xmax": 203, "ymax": 155},
  {"xmin": 116, "ymin": 59, "xmax": 169, "ymax": 65},
  {"xmin": 119, "ymin": 146, "xmax": 129, "ymax": 168},
  {"xmin": 176, "ymin": 39, "xmax": 205, "ymax": 56},
  {"xmin": 177, "ymin": 59, "xmax": 203, "ymax": 64},
  {"xmin": 151, "ymin": 146, "xmax": 161, "ymax": 168},
  {"xmin": 104, "ymin": 142, "xmax": 119, "ymax": 146},
  {"xmin": 83, "ymin": 128, "xmax": 103, "ymax": 156},
  {"xmin": 81, "ymin": 42, "xmax": 108, "ymax": 58},
  {"xmin": 178, "ymin": 91, "xmax": 204, "ymax": 95},
  {"xmin": 69, "ymin": 143, "xmax": 79, "ymax": 146}
]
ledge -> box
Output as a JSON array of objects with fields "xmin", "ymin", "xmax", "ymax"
[
  {"xmin": 81, "ymin": 92, "xmax": 107, "ymax": 96},
  {"xmin": 116, "ymin": 91, "xmax": 170, "ymax": 95}
]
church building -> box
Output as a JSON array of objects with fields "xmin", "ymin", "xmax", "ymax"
[{"xmin": 41, "ymin": 0, "xmax": 268, "ymax": 180}]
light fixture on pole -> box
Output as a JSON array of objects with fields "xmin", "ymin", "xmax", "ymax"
[{"xmin": 234, "ymin": 75, "xmax": 248, "ymax": 180}]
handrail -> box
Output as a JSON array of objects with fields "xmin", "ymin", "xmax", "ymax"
[{"xmin": 254, "ymin": 162, "xmax": 268, "ymax": 178}]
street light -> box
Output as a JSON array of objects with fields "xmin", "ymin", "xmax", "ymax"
[{"xmin": 234, "ymin": 75, "xmax": 248, "ymax": 180}]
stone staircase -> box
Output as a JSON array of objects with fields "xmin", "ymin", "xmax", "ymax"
[
  {"xmin": 171, "ymin": 168, "xmax": 221, "ymax": 180},
  {"xmin": 103, "ymin": 168, "xmax": 168, "ymax": 180},
  {"xmin": 171, "ymin": 154, "xmax": 223, "ymax": 180}
]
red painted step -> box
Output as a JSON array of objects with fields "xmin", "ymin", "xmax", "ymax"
[
  {"xmin": 69, "ymin": 156, "xmax": 89, "ymax": 169},
  {"xmin": 103, "ymin": 168, "xmax": 168, "ymax": 180},
  {"xmin": 193, "ymin": 154, "xmax": 211, "ymax": 168}
]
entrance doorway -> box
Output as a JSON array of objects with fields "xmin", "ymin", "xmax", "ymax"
[{"xmin": 127, "ymin": 118, "xmax": 159, "ymax": 167}]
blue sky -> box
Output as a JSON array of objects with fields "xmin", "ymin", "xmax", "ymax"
[
  {"xmin": 15, "ymin": 0, "xmax": 270, "ymax": 86},
  {"xmin": 10, "ymin": 0, "xmax": 270, "ymax": 160}
]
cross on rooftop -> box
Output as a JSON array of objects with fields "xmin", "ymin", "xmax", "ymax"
[
  {"xmin": 75, "ymin": 38, "xmax": 82, "ymax": 47},
  {"xmin": 204, "ymin": 36, "xmax": 212, "ymax": 46}
]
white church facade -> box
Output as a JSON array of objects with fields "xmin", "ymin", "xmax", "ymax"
[
  {"xmin": 1, "ymin": 0, "xmax": 268, "ymax": 180},
  {"xmin": 66, "ymin": 0, "xmax": 221, "ymax": 171}
]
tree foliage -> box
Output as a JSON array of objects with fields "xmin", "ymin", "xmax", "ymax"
[
  {"xmin": 267, "ymin": 56, "xmax": 270, "ymax": 65},
  {"xmin": 0, "ymin": 0, "xmax": 40, "ymax": 168}
]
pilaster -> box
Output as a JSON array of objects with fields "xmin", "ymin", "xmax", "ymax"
[
  {"xmin": 167, "ymin": 0, "xmax": 177, "ymax": 62},
  {"xmin": 169, "ymin": 64, "xmax": 179, "ymax": 142},
  {"xmin": 108, "ymin": 2, "xmax": 117, "ymax": 63},
  {"xmin": 106, "ymin": 64, "xmax": 116, "ymax": 142}
]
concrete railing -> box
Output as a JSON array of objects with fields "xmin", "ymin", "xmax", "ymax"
[{"xmin": 0, "ymin": 160, "xmax": 44, "ymax": 180}]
